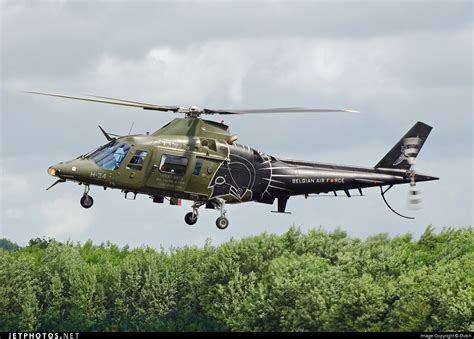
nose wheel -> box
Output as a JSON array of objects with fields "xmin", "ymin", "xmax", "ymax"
[
  {"xmin": 80, "ymin": 185, "xmax": 94, "ymax": 209},
  {"xmin": 184, "ymin": 212, "xmax": 198, "ymax": 225},
  {"xmin": 80, "ymin": 195, "xmax": 94, "ymax": 208}
]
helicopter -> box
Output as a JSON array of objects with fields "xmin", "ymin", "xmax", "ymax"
[{"xmin": 29, "ymin": 91, "xmax": 438, "ymax": 230}]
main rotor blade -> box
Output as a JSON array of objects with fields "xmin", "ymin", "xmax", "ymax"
[
  {"xmin": 87, "ymin": 95, "xmax": 163, "ymax": 107},
  {"xmin": 26, "ymin": 91, "xmax": 180, "ymax": 112},
  {"xmin": 27, "ymin": 92, "xmax": 359, "ymax": 116},
  {"xmin": 203, "ymin": 107, "xmax": 359, "ymax": 114}
]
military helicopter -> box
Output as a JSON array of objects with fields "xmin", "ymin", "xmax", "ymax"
[{"xmin": 29, "ymin": 91, "xmax": 438, "ymax": 230}]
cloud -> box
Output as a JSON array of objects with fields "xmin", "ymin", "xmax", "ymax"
[
  {"xmin": 4, "ymin": 208, "xmax": 24, "ymax": 220},
  {"xmin": 2, "ymin": 1, "xmax": 471, "ymax": 83},
  {"xmin": 91, "ymin": 44, "xmax": 251, "ymax": 105},
  {"xmin": 0, "ymin": 164, "xmax": 29, "ymax": 234},
  {"xmin": 0, "ymin": 172, "xmax": 28, "ymax": 195},
  {"xmin": 79, "ymin": 28, "xmax": 472, "ymax": 106},
  {"xmin": 39, "ymin": 197, "xmax": 92, "ymax": 237}
]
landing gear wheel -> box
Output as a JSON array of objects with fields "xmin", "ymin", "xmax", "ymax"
[
  {"xmin": 185, "ymin": 212, "xmax": 198, "ymax": 225},
  {"xmin": 216, "ymin": 217, "xmax": 229, "ymax": 230},
  {"xmin": 80, "ymin": 195, "xmax": 94, "ymax": 209}
]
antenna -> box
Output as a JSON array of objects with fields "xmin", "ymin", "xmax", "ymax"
[{"xmin": 128, "ymin": 122, "xmax": 134, "ymax": 135}]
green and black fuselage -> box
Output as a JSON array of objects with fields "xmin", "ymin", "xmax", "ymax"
[{"xmin": 49, "ymin": 118, "xmax": 438, "ymax": 214}]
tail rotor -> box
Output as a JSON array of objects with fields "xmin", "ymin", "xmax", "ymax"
[
  {"xmin": 377, "ymin": 121, "xmax": 439, "ymax": 219},
  {"xmin": 404, "ymin": 137, "xmax": 423, "ymax": 210}
]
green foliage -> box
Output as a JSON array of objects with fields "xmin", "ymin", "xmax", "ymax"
[
  {"xmin": 0, "ymin": 238, "xmax": 20, "ymax": 251},
  {"xmin": 0, "ymin": 226, "xmax": 472, "ymax": 331},
  {"xmin": 28, "ymin": 237, "xmax": 55, "ymax": 249}
]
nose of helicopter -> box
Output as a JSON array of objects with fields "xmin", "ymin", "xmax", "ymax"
[
  {"xmin": 48, "ymin": 163, "xmax": 69, "ymax": 178},
  {"xmin": 47, "ymin": 166, "xmax": 58, "ymax": 177},
  {"xmin": 47, "ymin": 162, "xmax": 77, "ymax": 178},
  {"xmin": 48, "ymin": 158, "xmax": 96, "ymax": 181}
]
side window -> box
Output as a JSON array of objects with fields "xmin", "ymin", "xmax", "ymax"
[
  {"xmin": 193, "ymin": 159, "xmax": 203, "ymax": 176},
  {"xmin": 127, "ymin": 150, "xmax": 148, "ymax": 171},
  {"xmin": 159, "ymin": 154, "xmax": 188, "ymax": 175}
]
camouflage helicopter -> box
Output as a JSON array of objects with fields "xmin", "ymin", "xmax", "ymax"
[{"xmin": 30, "ymin": 92, "xmax": 438, "ymax": 230}]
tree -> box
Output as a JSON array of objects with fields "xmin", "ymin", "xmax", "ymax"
[
  {"xmin": 0, "ymin": 226, "xmax": 471, "ymax": 331},
  {"xmin": 0, "ymin": 238, "xmax": 20, "ymax": 251}
]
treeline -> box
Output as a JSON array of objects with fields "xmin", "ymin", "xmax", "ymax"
[{"xmin": 0, "ymin": 226, "xmax": 472, "ymax": 332}]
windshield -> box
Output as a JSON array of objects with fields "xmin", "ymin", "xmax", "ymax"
[{"xmin": 88, "ymin": 141, "xmax": 131, "ymax": 170}]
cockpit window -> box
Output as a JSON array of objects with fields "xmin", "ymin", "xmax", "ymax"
[
  {"xmin": 89, "ymin": 141, "xmax": 131, "ymax": 170},
  {"xmin": 127, "ymin": 150, "xmax": 148, "ymax": 171}
]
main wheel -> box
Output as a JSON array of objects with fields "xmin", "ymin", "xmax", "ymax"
[
  {"xmin": 216, "ymin": 217, "xmax": 229, "ymax": 230},
  {"xmin": 184, "ymin": 212, "xmax": 198, "ymax": 225},
  {"xmin": 80, "ymin": 195, "xmax": 94, "ymax": 209}
]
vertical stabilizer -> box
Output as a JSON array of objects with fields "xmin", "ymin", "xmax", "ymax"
[{"xmin": 375, "ymin": 122, "xmax": 432, "ymax": 170}]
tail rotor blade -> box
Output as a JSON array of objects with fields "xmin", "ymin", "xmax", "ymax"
[
  {"xmin": 407, "ymin": 172, "xmax": 422, "ymax": 209},
  {"xmin": 407, "ymin": 184, "xmax": 422, "ymax": 210}
]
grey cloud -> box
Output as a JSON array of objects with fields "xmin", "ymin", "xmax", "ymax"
[{"xmin": 2, "ymin": 1, "xmax": 472, "ymax": 80}]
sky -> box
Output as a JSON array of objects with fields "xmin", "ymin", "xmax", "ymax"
[{"xmin": 1, "ymin": 0, "xmax": 472, "ymax": 249}]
